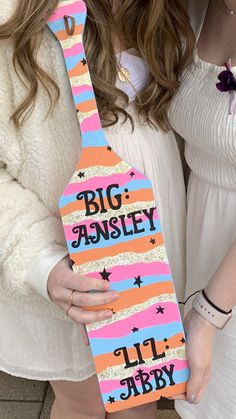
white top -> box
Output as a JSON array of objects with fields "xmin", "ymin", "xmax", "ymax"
[
  {"xmin": 116, "ymin": 49, "xmax": 150, "ymax": 101},
  {"xmin": 169, "ymin": 1, "xmax": 236, "ymax": 417}
]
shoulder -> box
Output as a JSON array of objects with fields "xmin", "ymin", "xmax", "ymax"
[{"xmin": 188, "ymin": 0, "xmax": 209, "ymax": 40}]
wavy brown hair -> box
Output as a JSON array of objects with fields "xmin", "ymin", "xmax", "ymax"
[{"xmin": 0, "ymin": 0, "xmax": 195, "ymax": 130}]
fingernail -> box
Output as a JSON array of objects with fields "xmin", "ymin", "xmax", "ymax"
[{"xmin": 188, "ymin": 395, "xmax": 196, "ymax": 404}]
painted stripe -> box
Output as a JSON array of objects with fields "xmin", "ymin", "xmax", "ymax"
[
  {"xmin": 71, "ymin": 84, "xmax": 93, "ymax": 95},
  {"xmin": 49, "ymin": 14, "xmax": 86, "ymax": 30},
  {"xmin": 70, "ymin": 233, "xmax": 164, "ymax": 264},
  {"xmin": 86, "ymin": 262, "xmax": 170, "ymax": 283},
  {"xmin": 75, "ymin": 245, "xmax": 168, "ymax": 275},
  {"xmin": 65, "ymin": 54, "xmax": 85, "ymax": 71},
  {"xmin": 63, "ymin": 172, "xmax": 152, "ymax": 196},
  {"xmin": 48, "ymin": 1, "xmax": 86, "ymax": 22},
  {"xmin": 80, "ymin": 113, "xmax": 102, "ymax": 132},
  {"xmin": 108, "ymin": 274, "xmax": 171, "ymax": 293},
  {"xmin": 64, "ymin": 43, "xmax": 84, "ymax": 58},
  {"xmin": 89, "ymin": 302, "xmax": 180, "ymax": 339},
  {"xmin": 89, "ymin": 321, "xmax": 183, "ymax": 357},
  {"xmin": 73, "ymin": 91, "xmax": 95, "ymax": 105}
]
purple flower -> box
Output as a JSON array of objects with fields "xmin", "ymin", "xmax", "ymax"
[{"xmin": 216, "ymin": 69, "xmax": 236, "ymax": 92}]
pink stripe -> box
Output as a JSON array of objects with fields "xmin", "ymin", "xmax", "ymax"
[
  {"xmin": 81, "ymin": 113, "xmax": 102, "ymax": 132},
  {"xmin": 64, "ymin": 212, "xmax": 158, "ymax": 241},
  {"xmin": 64, "ymin": 43, "xmax": 84, "ymax": 58},
  {"xmin": 100, "ymin": 359, "xmax": 188, "ymax": 393},
  {"xmin": 88, "ymin": 302, "xmax": 179, "ymax": 339},
  {"xmin": 86, "ymin": 261, "xmax": 171, "ymax": 282},
  {"xmin": 64, "ymin": 171, "xmax": 147, "ymax": 196},
  {"xmin": 72, "ymin": 85, "xmax": 93, "ymax": 95},
  {"xmin": 48, "ymin": 1, "xmax": 86, "ymax": 22}
]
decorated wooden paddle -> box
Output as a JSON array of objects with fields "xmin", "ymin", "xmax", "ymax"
[{"xmin": 47, "ymin": 0, "xmax": 189, "ymax": 413}]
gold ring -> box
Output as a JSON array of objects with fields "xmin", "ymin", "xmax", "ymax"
[{"xmin": 65, "ymin": 290, "xmax": 75, "ymax": 316}]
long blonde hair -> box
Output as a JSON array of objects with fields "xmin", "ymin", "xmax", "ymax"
[{"xmin": 0, "ymin": 0, "xmax": 195, "ymax": 131}]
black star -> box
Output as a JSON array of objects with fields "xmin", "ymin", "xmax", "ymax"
[
  {"xmin": 180, "ymin": 337, "xmax": 185, "ymax": 344},
  {"xmin": 130, "ymin": 171, "xmax": 135, "ymax": 177},
  {"xmin": 78, "ymin": 171, "xmax": 85, "ymax": 178},
  {"xmin": 156, "ymin": 306, "xmax": 165, "ymax": 314},
  {"xmin": 81, "ymin": 58, "xmax": 87, "ymax": 66},
  {"xmin": 99, "ymin": 268, "xmax": 112, "ymax": 281},
  {"xmin": 133, "ymin": 275, "xmax": 143, "ymax": 288},
  {"xmin": 107, "ymin": 146, "xmax": 112, "ymax": 151},
  {"xmin": 108, "ymin": 396, "xmax": 115, "ymax": 404},
  {"xmin": 132, "ymin": 327, "xmax": 139, "ymax": 333},
  {"xmin": 150, "ymin": 238, "xmax": 156, "ymax": 245}
]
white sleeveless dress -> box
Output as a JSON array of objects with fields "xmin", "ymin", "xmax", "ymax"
[
  {"xmin": 0, "ymin": 49, "xmax": 187, "ymax": 381},
  {"xmin": 169, "ymin": 1, "xmax": 236, "ymax": 417}
]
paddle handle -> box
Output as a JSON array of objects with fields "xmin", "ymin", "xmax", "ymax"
[{"xmin": 47, "ymin": 1, "xmax": 106, "ymax": 141}]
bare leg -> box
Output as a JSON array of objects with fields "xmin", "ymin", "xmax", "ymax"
[
  {"xmin": 50, "ymin": 374, "xmax": 106, "ymax": 419},
  {"xmin": 106, "ymin": 402, "xmax": 157, "ymax": 419}
]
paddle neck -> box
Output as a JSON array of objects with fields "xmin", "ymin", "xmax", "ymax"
[{"xmin": 47, "ymin": 0, "xmax": 108, "ymax": 148}]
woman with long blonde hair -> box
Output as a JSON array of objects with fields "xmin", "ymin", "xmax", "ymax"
[{"xmin": 0, "ymin": 1, "xmax": 194, "ymax": 417}]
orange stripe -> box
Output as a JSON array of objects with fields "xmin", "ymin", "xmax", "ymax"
[
  {"xmin": 84, "ymin": 281, "xmax": 174, "ymax": 313},
  {"xmin": 69, "ymin": 61, "xmax": 88, "ymax": 78},
  {"xmin": 71, "ymin": 233, "xmax": 164, "ymax": 265},
  {"xmin": 60, "ymin": 187, "xmax": 154, "ymax": 215},
  {"xmin": 56, "ymin": 24, "xmax": 83, "ymax": 41},
  {"xmin": 94, "ymin": 334, "xmax": 185, "ymax": 374},
  {"xmin": 76, "ymin": 99, "xmax": 97, "ymax": 113},
  {"xmin": 105, "ymin": 382, "xmax": 187, "ymax": 412},
  {"xmin": 76, "ymin": 148, "xmax": 122, "ymax": 170}
]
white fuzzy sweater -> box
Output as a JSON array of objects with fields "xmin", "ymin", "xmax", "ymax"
[{"xmin": 0, "ymin": 2, "xmax": 82, "ymax": 320}]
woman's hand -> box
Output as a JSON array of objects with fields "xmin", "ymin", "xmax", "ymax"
[
  {"xmin": 47, "ymin": 257, "xmax": 119, "ymax": 344},
  {"xmin": 172, "ymin": 308, "xmax": 217, "ymax": 404}
]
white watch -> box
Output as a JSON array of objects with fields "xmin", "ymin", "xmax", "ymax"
[{"xmin": 192, "ymin": 291, "xmax": 232, "ymax": 330}]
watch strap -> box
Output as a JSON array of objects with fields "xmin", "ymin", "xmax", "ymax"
[{"xmin": 193, "ymin": 291, "xmax": 232, "ymax": 330}]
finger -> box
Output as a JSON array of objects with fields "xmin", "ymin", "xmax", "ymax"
[
  {"xmin": 72, "ymin": 290, "xmax": 119, "ymax": 307},
  {"xmin": 68, "ymin": 306, "xmax": 114, "ymax": 325},
  {"xmin": 186, "ymin": 367, "xmax": 207, "ymax": 404},
  {"xmin": 79, "ymin": 324, "xmax": 90, "ymax": 346},
  {"xmin": 65, "ymin": 275, "xmax": 111, "ymax": 293}
]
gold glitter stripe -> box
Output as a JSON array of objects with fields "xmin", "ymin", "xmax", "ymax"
[
  {"xmin": 70, "ymin": 161, "xmax": 131, "ymax": 183},
  {"xmin": 97, "ymin": 347, "xmax": 186, "ymax": 381},
  {"xmin": 86, "ymin": 293, "xmax": 177, "ymax": 332},
  {"xmin": 75, "ymin": 244, "xmax": 168, "ymax": 274},
  {"xmin": 60, "ymin": 34, "xmax": 83, "ymax": 49}
]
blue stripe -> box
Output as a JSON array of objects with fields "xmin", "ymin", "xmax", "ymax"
[
  {"xmin": 110, "ymin": 274, "xmax": 172, "ymax": 293},
  {"xmin": 89, "ymin": 322, "xmax": 184, "ymax": 356},
  {"xmin": 48, "ymin": 13, "xmax": 86, "ymax": 33},
  {"xmin": 73, "ymin": 91, "xmax": 95, "ymax": 105},
  {"xmin": 60, "ymin": 179, "xmax": 153, "ymax": 207},
  {"xmin": 102, "ymin": 368, "xmax": 189, "ymax": 403},
  {"xmin": 82, "ymin": 130, "xmax": 108, "ymax": 147},
  {"xmin": 65, "ymin": 54, "xmax": 85, "ymax": 70},
  {"xmin": 69, "ymin": 220, "xmax": 161, "ymax": 253}
]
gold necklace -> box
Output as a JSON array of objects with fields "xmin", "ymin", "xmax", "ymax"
[
  {"xmin": 223, "ymin": 0, "xmax": 236, "ymax": 15},
  {"xmin": 117, "ymin": 43, "xmax": 131, "ymax": 83}
]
